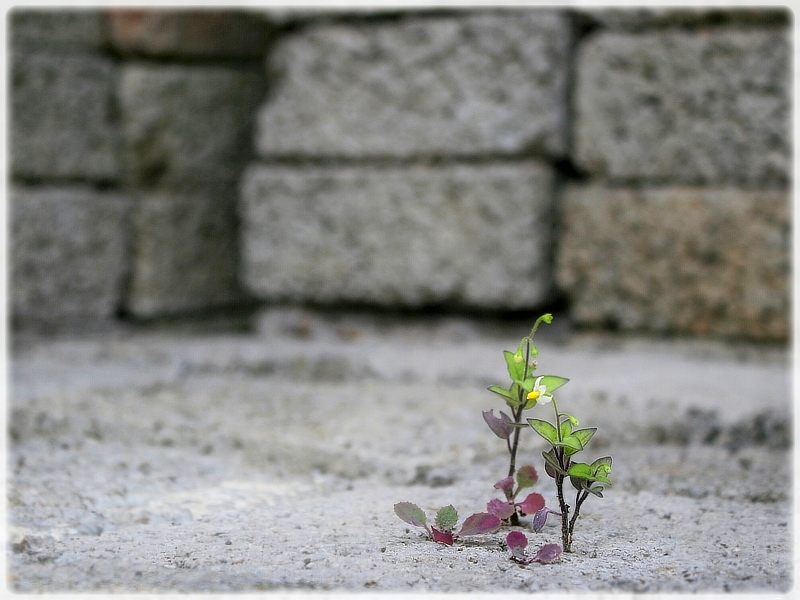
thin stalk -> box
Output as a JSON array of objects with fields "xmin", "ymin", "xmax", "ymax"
[
  {"xmin": 568, "ymin": 489, "xmax": 590, "ymax": 541},
  {"xmin": 551, "ymin": 396, "xmax": 574, "ymax": 552},
  {"xmin": 554, "ymin": 452, "xmax": 571, "ymax": 551},
  {"xmin": 505, "ymin": 336, "xmax": 537, "ymax": 526}
]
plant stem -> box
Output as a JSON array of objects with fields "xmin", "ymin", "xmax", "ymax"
[
  {"xmin": 568, "ymin": 489, "xmax": 590, "ymax": 542},
  {"xmin": 554, "ymin": 456, "xmax": 571, "ymax": 552}
]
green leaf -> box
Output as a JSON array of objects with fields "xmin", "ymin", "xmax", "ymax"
[
  {"xmin": 487, "ymin": 385, "xmax": 515, "ymax": 402},
  {"xmin": 591, "ymin": 456, "xmax": 613, "ymax": 484},
  {"xmin": 537, "ymin": 375, "xmax": 569, "ymax": 394},
  {"xmin": 394, "ymin": 502, "xmax": 427, "ymax": 528},
  {"xmin": 555, "ymin": 435, "xmax": 583, "ymax": 452},
  {"xmin": 573, "ymin": 428, "xmax": 597, "ymax": 449},
  {"xmin": 559, "ymin": 418, "xmax": 572, "ymax": 440},
  {"xmin": 570, "ymin": 476, "xmax": 586, "ymax": 491},
  {"xmin": 541, "ymin": 450, "xmax": 566, "ymax": 477},
  {"xmin": 561, "ymin": 428, "xmax": 597, "ymax": 456},
  {"xmin": 518, "ymin": 377, "xmax": 536, "ymax": 393},
  {"xmin": 504, "ymin": 350, "xmax": 525, "ymax": 382},
  {"xmin": 528, "ymin": 418, "xmax": 559, "ymax": 446},
  {"xmin": 591, "ymin": 456, "xmax": 613, "ymax": 471},
  {"xmin": 592, "ymin": 473, "xmax": 612, "ymax": 485},
  {"xmin": 587, "ymin": 485, "xmax": 605, "ymax": 498},
  {"xmin": 435, "ymin": 505, "xmax": 458, "ymax": 532},
  {"xmin": 567, "ymin": 462, "xmax": 592, "ymax": 479},
  {"xmin": 507, "ymin": 382, "xmax": 523, "ymax": 408}
]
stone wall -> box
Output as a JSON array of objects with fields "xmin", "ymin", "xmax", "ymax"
[
  {"xmin": 9, "ymin": 8, "xmax": 270, "ymax": 329},
  {"xmin": 8, "ymin": 7, "xmax": 791, "ymax": 340}
]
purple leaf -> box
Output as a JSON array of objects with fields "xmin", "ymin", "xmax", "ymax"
[
  {"xmin": 456, "ymin": 513, "xmax": 502, "ymax": 537},
  {"xmin": 483, "ymin": 410, "xmax": 514, "ymax": 440},
  {"xmin": 487, "ymin": 498, "xmax": 516, "ymax": 520},
  {"xmin": 431, "ymin": 527, "xmax": 454, "ymax": 546},
  {"xmin": 394, "ymin": 502, "xmax": 427, "ymax": 528},
  {"xmin": 494, "ymin": 476, "xmax": 515, "ymax": 499},
  {"xmin": 532, "ymin": 543, "xmax": 563, "ymax": 563},
  {"xmin": 515, "ymin": 492, "xmax": 545, "ymax": 516},
  {"xmin": 506, "ymin": 530, "xmax": 528, "ymax": 551},
  {"xmin": 507, "ymin": 531, "xmax": 533, "ymax": 563},
  {"xmin": 532, "ymin": 507, "xmax": 561, "ymax": 533},
  {"xmin": 515, "ymin": 465, "xmax": 539, "ymax": 490}
]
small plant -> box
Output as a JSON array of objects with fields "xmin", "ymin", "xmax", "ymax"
[
  {"xmin": 482, "ymin": 314, "xmax": 566, "ymax": 526},
  {"xmin": 393, "ymin": 314, "xmax": 612, "ymax": 562},
  {"xmin": 486, "ymin": 313, "xmax": 612, "ymax": 552},
  {"xmin": 393, "ymin": 502, "xmax": 501, "ymax": 546}
]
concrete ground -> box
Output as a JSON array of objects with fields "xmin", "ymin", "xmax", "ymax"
[{"xmin": 6, "ymin": 308, "xmax": 793, "ymax": 593}]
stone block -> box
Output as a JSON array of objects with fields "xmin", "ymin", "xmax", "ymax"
[
  {"xmin": 556, "ymin": 185, "xmax": 790, "ymax": 340},
  {"xmin": 103, "ymin": 9, "xmax": 271, "ymax": 59},
  {"xmin": 10, "ymin": 50, "xmax": 121, "ymax": 181},
  {"xmin": 573, "ymin": 29, "xmax": 790, "ymax": 186},
  {"xmin": 239, "ymin": 162, "xmax": 556, "ymax": 309},
  {"xmin": 119, "ymin": 64, "xmax": 265, "ymax": 187},
  {"xmin": 9, "ymin": 8, "xmax": 105, "ymax": 50},
  {"xmin": 573, "ymin": 7, "xmax": 790, "ymax": 31},
  {"xmin": 256, "ymin": 11, "xmax": 571, "ymax": 158},
  {"xmin": 10, "ymin": 186, "xmax": 132, "ymax": 324},
  {"xmin": 124, "ymin": 183, "xmax": 245, "ymax": 319}
]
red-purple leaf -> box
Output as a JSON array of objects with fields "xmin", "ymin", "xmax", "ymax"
[
  {"xmin": 456, "ymin": 513, "xmax": 502, "ymax": 536},
  {"xmin": 487, "ymin": 498, "xmax": 516, "ymax": 520},
  {"xmin": 483, "ymin": 410, "xmax": 514, "ymax": 440},
  {"xmin": 516, "ymin": 492, "xmax": 545, "ymax": 516},
  {"xmin": 533, "ymin": 543, "xmax": 562, "ymax": 563},
  {"xmin": 532, "ymin": 507, "xmax": 562, "ymax": 532},
  {"xmin": 394, "ymin": 502, "xmax": 427, "ymax": 528},
  {"xmin": 494, "ymin": 476, "xmax": 515, "ymax": 499},
  {"xmin": 431, "ymin": 527, "xmax": 454, "ymax": 546},
  {"xmin": 506, "ymin": 530, "xmax": 528, "ymax": 551},
  {"xmin": 515, "ymin": 465, "xmax": 539, "ymax": 490}
]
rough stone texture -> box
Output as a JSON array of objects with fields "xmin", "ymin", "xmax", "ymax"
[
  {"xmin": 117, "ymin": 64, "xmax": 264, "ymax": 318},
  {"xmin": 6, "ymin": 316, "xmax": 792, "ymax": 592},
  {"xmin": 103, "ymin": 9, "xmax": 272, "ymax": 59},
  {"xmin": 256, "ymin": 10, "xmax": 571, "ymax": 158},
  {"xmin": 10, "ymin": 50, "xmax": 122, "ymax": 181},
  {"xmin": 573, "ymin": 29, "xmax": 791, "ymax": 187},
  {"xmin": 556, "ymin": 185, "xmax": 790, "ymax": 340},
  {"xmin": 10, "ymin": 186, "xmax": 132, "ymax": 325},
  {"xmin": 124, "ymin": 183, "xmax": 244, "ymax": 319},
  {"xmin": 9, "ymin": 8, "xmax": 105, "ymax": 50},
  {"xmin": 118, "ymin": 64, "xmax": 265, "ymax": 187},
  {"xmin": 239, "ymin": 162, "xmax": 556, "ymax": 309}
]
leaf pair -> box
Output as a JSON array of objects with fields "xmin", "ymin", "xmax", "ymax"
[
  {"xmin": 506, "ymin": 531, "xmax": 562, "ymax": 564},
  {"xmin": 529, "ymin": 418, "xmax": 596, "ymax": 456},
  {"xmin": 394, "ymin": 502, "xmax": 501, "ymax": 546},
  {"xmin": 487, "ymin": 493, "xmax": 544, "ymax": 520}
]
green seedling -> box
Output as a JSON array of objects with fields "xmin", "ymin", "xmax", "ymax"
[
  {"xmin": 394, "ymin": 314, "xmax": 611, "ymax": 561},
  {"xmin": 487, "ymin": 314, "xmax": 612, "ymax": 552},
  {"xmin": 393, "ymin": 502, "xmax": 501, "ymax": 546},
  {"xmin": 483, "ymin": 313, "xmax": 565, "ymax": 526}
]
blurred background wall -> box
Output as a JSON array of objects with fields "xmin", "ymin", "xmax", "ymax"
[{"xmin": 8, "ymin": 6, "xmax": 791, "ymax": 341}]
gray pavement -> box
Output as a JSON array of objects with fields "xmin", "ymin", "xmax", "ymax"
[{"xmin": 6, "ymin": 308, "xmax": 793, "ymax": 592}]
